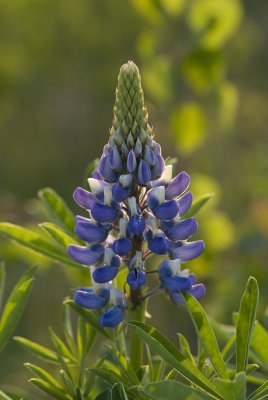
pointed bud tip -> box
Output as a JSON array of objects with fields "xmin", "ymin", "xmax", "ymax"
[{"xmin": 119, "ymin": 61, "xmax": 140, "ymax": 79}]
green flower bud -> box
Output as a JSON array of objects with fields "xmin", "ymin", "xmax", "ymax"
[{"xmin": 110, "ymin": 61, "xmax": 152, "ymax": 147}]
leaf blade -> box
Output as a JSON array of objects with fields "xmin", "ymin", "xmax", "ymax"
[
  {"xmin": 29, "ymin": 378, "xmax": 71, "ymax": 400},
  {"xmin": 182, "ymin": 291, "xmax": 229, "ymax": 379},
  {"xmin": 128, "ymin": 321, "xmax": 222, "ymax": 399},
  {"xmin": 40, "ymin": 222, "xmax": 78, "ymax": 249},
  {"xmin": 137, "ymin": 380, "xmax": 217, "ymax": 400},
  {"xmin": 14, "ymin": 336, "xmax": 59, "ymax": 363},
  {"xmin": 236, "ymin": 277, "xmax": 259, "ymax": 372},
  {"xmin": 0, "ymin": 223, "xmax": 82, "ymax": 269},
  {"xmin": 0, "ymin": 267, "xmax": 35, "ymax": 352},
  {"xmin": 184, "ymin": 193, "xmax": 213, "ymax": 218},
  {"xmin": 38, "ymin": 187, "xmax": 75, "ymax": 236}
]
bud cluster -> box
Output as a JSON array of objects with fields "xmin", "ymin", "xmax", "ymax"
[{"xmin": 68, "ymin": 62, "xmax": 205, "ymax": 328}]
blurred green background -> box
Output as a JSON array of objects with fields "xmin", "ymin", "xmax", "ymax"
[{"xmin": 1, "ymin": 0, "xmax": 268, "ymax": 395}]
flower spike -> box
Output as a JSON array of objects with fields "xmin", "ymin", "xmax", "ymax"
[{"xmin": 68, "ymin": 61, "xmax": 205, "ymax": 327}]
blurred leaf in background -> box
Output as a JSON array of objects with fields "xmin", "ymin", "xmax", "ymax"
[{"xmin": 1, "ymin": 0, "xmax": 268, "ymax": 395}]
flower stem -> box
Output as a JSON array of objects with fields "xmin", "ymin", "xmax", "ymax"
[{"xmin": 129, "ymin": 295, "xmax": 146, "ymax": 372}]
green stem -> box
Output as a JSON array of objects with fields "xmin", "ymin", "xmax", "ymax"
[{"xmin": 129, "ymin": 297, "xmax": 146, "ymax": 372}]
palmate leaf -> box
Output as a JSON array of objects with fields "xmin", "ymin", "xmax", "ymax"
[
  {"xmin": 0, "ymin": 267, "xmax": 35, "ymax": 352},
  {"xmin": 38, "ymin": 187, "xmax": 75, "ymax": 236},
  {"xmin": 236, "ymin": 277, "xmax": 259, "ymax": 373},
  {"xmin": 104, "ymin": 346, "xmax": 139, "ymax": 386},
  {"xmin": 184, "ymin": 193, "xmax": 214, "ymax": 218},
  {"xmin": 59, "ymin": 370, "xmax": 75, "ymax": 398},
  {"xmin": 128, "ymin": 321, "xmax": 222, "ymax": 399},
  {"xmin": 49, "ymin": 327, "xmax": 77, "ymax": 363},
  {"xmin": 182, "ymin": 291, "xmax": 229, "ymax": 380},
  {"xmin": 136, "ymin": 379, "xmax": 217, "ymax": 400},
  {"xmin": 91, "ymin": 367, "xmax": 130, "ymax": 388},
  {"xmin": 25, "ymin": 363, "xmax": 63, "ymax": 390},
  {"xmin": 29, "ymin": 378, "xmax": 72, "ymax": 400},
  {"xmin": 40, "ymin": 222, "xmax": 79, "ymax": 249},
  {"xmin": 0, "ymin": 223, "xmax": 82, "ymax": 269},
  {"xmin": 14, "ymin": 336, "xmax": 60, "ymax": 363}
]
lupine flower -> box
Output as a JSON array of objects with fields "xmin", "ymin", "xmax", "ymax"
[{"xmin": 68, "ymin": 61, "xmax": 205, "ymax": 327}]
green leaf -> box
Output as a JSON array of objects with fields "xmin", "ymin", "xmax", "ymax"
[
  {"xmin": 177, "ymin": 333, "xmax": 196, "ymax": 365},
  {"xmin": 138, "ymin": 380, "xmax": 217, "ymax": 399},
  {"xmin": 154, "ymin": 360, "xmax": 166, "ymax": 381},
  {"xmin": 91, "ymin": 367, "xmax": 129, "ymax": 388},
  {"xmin": 64, "ymin": 300, "xmax": 111, "ymax": 339},
  {"xmin": 40, "ymin": 222, "xmax": 78, "ymax": 249},
  {"xmin": 29, "ymin": 378, "xmax": 71, "ymax": 400},
  {"xmin": 213, "ymin": 372, "xmax": 246, "ymax": 400},
  {"xmin": 128, "ymin": 321, "xmax": 222, "ymax": 399},
  {"xmin": 210, "ymin": 318, "xmax": 235, "ymax": 342},
  {"xmin": 250, "ymin": 322, "xmax": 268, "ymax": 370},
  {"xmin": 38, "ymin": 187, "xmax": 75, "ymax": 236},
  {"xmin": 182, "ymin": 292, "xmax": 229, "ymax": 379},
  {"xmin": 247, "ymin": 379, "xmax": 268, "ymax": 400},
  {"xmin": 0, "ymin": 263, "xmax": 6, "ymax": 314},
  {"xmin": 14, "ymin": 336, "xmax": 59, "ymax": 363},
  {"xmin": 77, "ymin": 316, "xmax": 96, "ymax": 358},
  {"xmin": 145, "ymin": 344, "xmax": 155, "ymax": 381},
  {"xmin": 104, "ymin": 346, "xmax": 139, "ymax": 386},
  {"xmin": 111, "ymin": 383, "xmax": 128, "ymax": 400},
  {"xmin": 24, "ymin": 363, "xmax": 63, "ymax": 390},
  {"xmin": 49, "ymin": 327, "xmax": 77, "ymax": 363},
  {"xmin": 0, "ymin": 267, "xmax": 35, "ymax": 352},
  {"xmin": 170, "ymin": 102, "xmax": 207, "ymax": 154},
  {"xmin": 221, "ymin": 334, "xmax": 236, "ymax": 363},
  {"xmin": 95, "ymin": 389, "xmax": 111, "ymax": 400},
  {"xmin": 184, "ymin": 193, "xmax": 214, "ymax": 218},
  {"xmin": 0, "ymin": 223, "xmax": 82, "ymax": 269},
  {"xmin": 0, "ymin": 391, "xmax": 13, "ymax": 400},
  {"xmin": 59, "ymin": 370, "xmax": 75, "ymax": 398},
  {"xmin": 187, "ymin": 0, "xmax": 243, "ymax": 50},
  {"xmin": 236, "ymin": 277, "xmax": 259, "ymax": 373},
  {"xmin": 62, "ymin": 300, "xmax": 77, "ymax": 357}
]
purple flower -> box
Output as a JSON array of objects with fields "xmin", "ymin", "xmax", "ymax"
[
  {"xmin": 169, "ymin": 240, "xmax": 205, "ymax": 261},
  {"xmin": 137, "ymin": 160, "xmax": 152, "ymax": 185},
  {"xmin": 171, "ymin": 284, "xmax": 206, "ymax": 304},
  {"xmin": 113, "ymin": 237, "xmax": 132, "ymax": 256},
  {"xmin": 91, "ymin": 202, "xmax": 119, "ymax": 224},
  {"xmin": 68, "ymin": 244, "xmax": 104, "ymax": 265},
  {"xmin": 177, "ymin": 191, "xmax": 193, "ymax": 216},
  {"xmin": 93, "ymin": 265, "xmax": 119, "ymax": 283},
  {"xmin": 127, "ymin": 269, "xmax": 146, "ymax": 290},
  {"xmin": 127, "ymin": 216, "xmax": 146, "ymax": 236},
  {"xmin": 99, "ymin": 306, "xmax": 125, "ymax": 328},
  {"xmin": 164, "ymin": 218, "xmax": 198, "ymax": 241},
  {"xmin": 165, "ymin": 171, "xmax": 190, "ymax": 199},
  {"xmin": 68, "ymin": 61, "xmax": 206, "ymax": 328},
  {"xmin": 74, "ymin": 287, "xmax": 110, "ymax": 309},
  {"xmin": 74, "ymin": 216, "xmax": 109, "ymax": 243}
]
